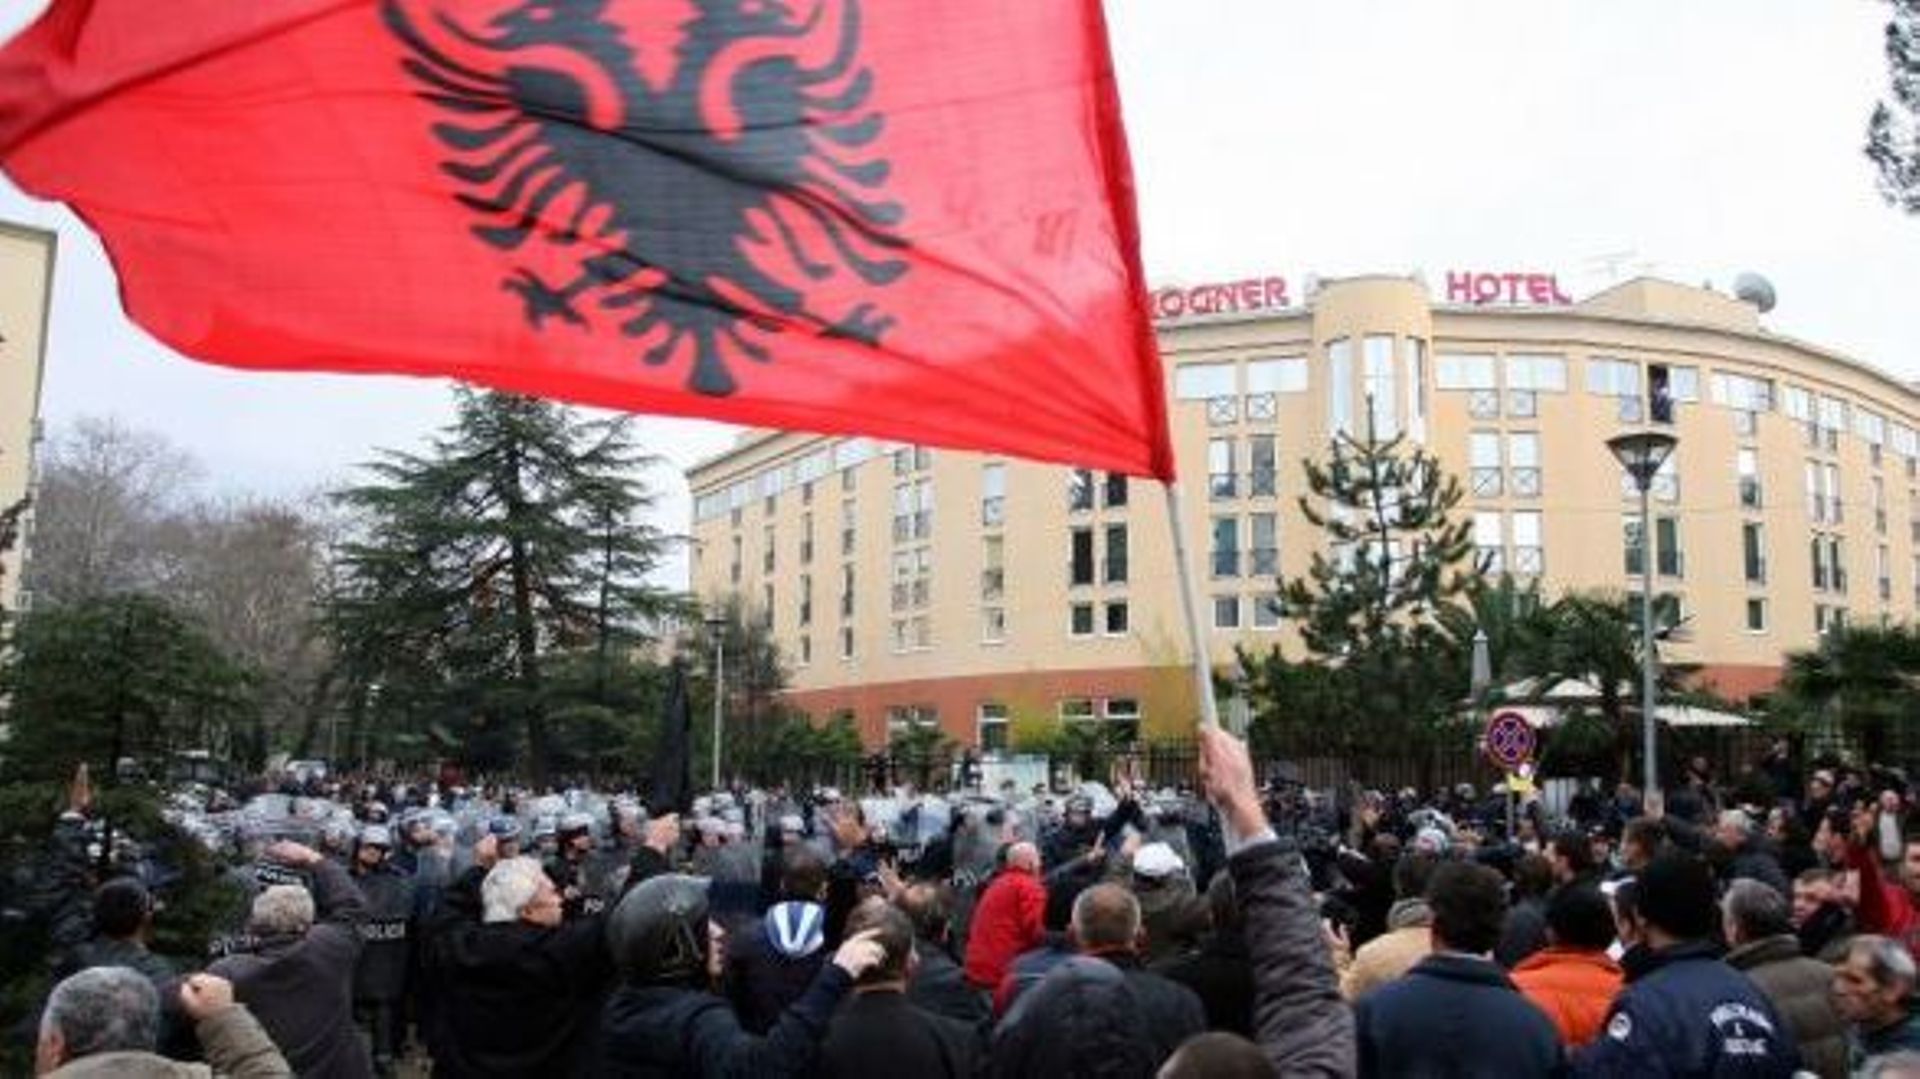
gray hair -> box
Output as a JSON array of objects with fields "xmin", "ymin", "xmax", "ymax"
[
  {"xmin": 1722, "ymin": 878, "xmax": 1792, "ymax": 942},
  {"xmin": 1861, "ymin": 1049, "xmax": 1920, "ymax": 1079},
  {"xmin": 1852, "ymin": 934, "xmax": 1920, "ymax": 992},
  {"xmin": 1717, "ymin": 809, "xmax": 1755, "ymax": 840},
  {"xmin": 482, "ymin": 857, "xmax": 546, "ymax": 923},
  {"xmin": 249, "ymin": 884, "xmax": 315, "ymax": 937},
  {"xmin": 41, "ymin": 967, "xmax": 159, "ymax": 1060}
]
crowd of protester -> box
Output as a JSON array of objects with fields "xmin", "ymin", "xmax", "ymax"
[{"xmin": 23, "ymin": 732, "xmax": 1920, "ymax": 1077}]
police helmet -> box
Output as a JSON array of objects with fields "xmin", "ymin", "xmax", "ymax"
[{"xmin": 606, "ymin": 874, "xmax": 711, "ymax": 984}]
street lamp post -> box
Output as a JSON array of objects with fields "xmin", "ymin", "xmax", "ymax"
[
  {"xmin": 706, "ymin": 613, "xmax": 727, "ymax": 793},
  {"xmin": 1607, "ymin": 430, "xmax": 1678, "ymax": 805}
]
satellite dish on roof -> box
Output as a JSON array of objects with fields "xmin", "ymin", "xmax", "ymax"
[{"xmin": 1733, "ymin": 272, "xmax": 1776, "ymax": 313}]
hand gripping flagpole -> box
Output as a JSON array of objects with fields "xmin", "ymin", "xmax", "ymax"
[{"xmin": 1163, "ymin": 481, "xmax": 1221, "ymax": 730}]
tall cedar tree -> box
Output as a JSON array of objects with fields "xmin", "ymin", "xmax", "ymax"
[
  {"xmin": 1869, "ymin": 0, "xmax": 1920, "ymax": 212},
  {"xmin": 328, "ymin": 390, "xmax": 679, "ymax": 781},
  {"xmin": 1241, "ymin": 424, "xmax": 1478, "ymax": 776}
]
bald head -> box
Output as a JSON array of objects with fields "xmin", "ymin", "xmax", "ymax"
[{"xmin": 1007, "ymin": 842, "xmax": 1040, "ymax": 872}]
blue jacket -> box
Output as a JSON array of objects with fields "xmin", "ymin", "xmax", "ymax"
[
  {"xmin": 1354, "ymin": 952, "xmax": 1562, "ymax": 1078},
  {"xmin": 1571, "ymin": 941, "xmax": 1799, "ymax": 1078}
]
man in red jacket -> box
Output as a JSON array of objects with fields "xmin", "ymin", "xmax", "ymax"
[
  {"xmin": 1846, "ymin": 802, "xmax": 1920, "ymax": 964},
  {"xmin": 964, "ymin": 841, "xmax": 1047, "ymax": 990}
]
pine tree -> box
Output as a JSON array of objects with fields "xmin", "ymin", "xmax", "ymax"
[
  {"xmin": 1242, "ymin": 421, "xmax": 1479, "ymax": 777},
  {"xmin": 327, "ymin": 390, "xmax": 681, "ymax": 780},
  {"xmin": 1868, "ymin": 0, "xmax": 1920, "ymax": 212}
]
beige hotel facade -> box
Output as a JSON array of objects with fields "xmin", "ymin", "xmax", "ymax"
[
  {"xmin": 688, "ymin": 271, "xmax": 1920, "ymax": 751},
  {"xmin": 0, "ymin": 222, "xmax": 54, "ymax": 621}
]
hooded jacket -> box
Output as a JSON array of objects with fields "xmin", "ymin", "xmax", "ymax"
[
  {"xmin": 991, "ymin": 957, "xmax": 1161, "ymax": 1078},
  {"xmin": 1570, "ymin": 940, "xmax": 1800, "ymax": 1078},
  {"xmin": 594, "ymin": 962, "xmax": 852, "ymax": 1078},
  {"xmin": 1355, "ymin": 952, "xmax": 1563, "ymax": 1078},
  {"xmin": 1230, "ymin": 835, "xmax": 1355, "ymax": 1078}
]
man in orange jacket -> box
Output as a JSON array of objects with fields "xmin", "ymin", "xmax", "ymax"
[
  {"xmin": 1510, "ymin": 882, "xmax": 1624, "ymax": 1045},
  {"xmin": 963, "ymin": 841, "xmax": 1047, "ymax": 990}
]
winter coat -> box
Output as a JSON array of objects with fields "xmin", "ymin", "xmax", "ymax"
[
  {"xmin": 1724, "ymin": 841, "xmax": 1791, "ymax": 899},
  {"xmin": 207, "ymin": 859, "xmax": 371, "ymax": 1079},
  {"xmin": 1158, "ymin": 926, "xmax": 1255, "ymax": 1036},
  {"xmin": 907, "ymin": 936, "xmax": 990, "ymax": 1027},
  {"xmin": 1848, "ymin": 843, "xmax": 1920, "ymax": 964},
  {"xmin": 1570, "ymin": 940, "xmax": 1800, "ymax": 1078},
  {"xmin": 423, "ymin": 866, "xmax": 614, "ymax": 1078},
  {"xmin": 726, "ymin": 901, "xmax": 829, "ymax": 1033},
  {"xmin": 1850, "ymin": 1007, "xmax": 1920, "ymax": 1072},
  {"xmin": 593, "ymin": 964, "xmax": 852, "ymax": 1078},
  {"xmin": 991, "ymin": 956, "xmax": 1161, "ymax": 1078},
  {"xmin": 1510, "ymin": 946, "xmax": 1624, "ymax": 1046},
  {"xmin": 1355, "ymin": 952, "xmax": 1562, "ymax": 1078},
  {"xmin": 1095, "ymin": 952, "xmax": 1208, "ymax": 1063},
  {"xmin": 1724, "ymin": 934, "xmax": 1846, "ymax": 1079},
  {"xmin": 1795, "ymin": 902, "xmax": 1853, "ymax": 965},
  {"xmin": 1342, "ymin": 898, "xmax": 1432, "ymax": 999},
  {"xmin": 963, "ymin": 866, "xmax": 1046, "ymax": 989},
  {"xmin": 47, "ymin": 1004, "xmax": 290, "ymax": 1079},
  {"xmin": 1231, "ymin": 835, "xmax": 1355, "ymax": 1078},
  {"xmin": 1137, "ymin": 880, "xmax": 1209, "ymax": 965},
  {"xmin": 350, "ymin": 863, "xmax": 414, "ymax": 1004},
  {"xmin": 818, "ymin": 989, "xmax": 982, "ymax": 1079}
]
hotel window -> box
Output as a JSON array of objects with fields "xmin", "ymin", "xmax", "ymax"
[
  {"xmin": 1328, "ymin": 338, "xmax": 1354, "ymax": 438},
  {"xmin": 798, "ymin": 635, "xmax": 811, "ymax": 665},
  {"xmin": 1895, "ymin": 423, "xmax": 1919, "ymax": 467},
  {"xmin": 1104, "ymin": 524, "xmax": 1129, "ymax": 584},
  {"xmin": 800, "ymin": 513, "xmax": 814, "ymax": 564},
  {"xmin": 840, "ymin": 499, "xmax": 856, "ymax": 555},
  {"xmin": 1435, "ymin": 353, "xmax": 1497, "ymax": 390},
  {"xmin": 1069, "ymin": 602, "xmax": 1096, "ymax": 637},
  {"xmin": 1655, "ymin": 516, "xmax": 1683, "ymax": 578},
  {"xmin": 981, "ymin": 463, "xmax": 1006, "ymax": 526},
  {"xmin": 1784, "ymin": 385, "xmax": 1814, "ymax": 441},
  {"xmin": 1623, "ymin": 515, "xmax": 1647, "ymax": 577},
  {"xmin": 1211, "ymin": 516, "xmax": 1241, "ymax": 577},
  {"xmin": 1628, "ymin": 592, "xmax": 1685, "ymax": 634},
  {"xmin": 1070, "ymin": 528, "xmax": 1095, "ymax": 587},
  {"xmin": 913, "ymin": 479, "xmax": 933, "ymax": 539},
  {"xmin": 1247, "ymin": 357, "xmax": 1308, "ymax": 392},
  {"xmin": 1249, "ymin": 512, "xmax": 1278, "ymax": 576},
  {"xmin": 1213, "ymin": 595, "xmax": 1242, "ymax": 630},
  {"xmin": 1252, "ymin": 593, "xmax": 1283, "ymax": 629},
  {"xmin": 1825, "ymin": 463, "xmax": 1843, "ymax": 523},
  {"xmin": 1743, "ymin": 522, "xmax": 1767, "ymax": 584},
  {"xmin": 1858, "ymin": 409, "xmax": 1887, "ymax": 453},
  {"xmin": 1105, "ymin": 601, "xmax": 1130, "ymax": 635},
  {"xmin": 982, "ymin": 607, "xmax": 1006, "ymax": 644},
  {"xmin": 1746, "ymin": 598, "xmax": 1768, "ymax": 633},
  {"xmin": 1474, "ymin": 512, "xmax": 1504, "ymax": 574},
  {"xmin": 1104, "ymin": 698, "xmax": 1142, "ymax": 743},
  {"xmin": 1873, "ymin": 477, "xmax": 1887, "ymax": 533},
  {"xmin": 840, "ymin": 564, "xmax": 855, "ymax": 618},
  {"xmin": 1650, "ymin": 454, "xmax": 1679, "ymax": 504},
  {"xmin": 978, "ymin": 703, "xmax": 1009, "ymax": 752},
  {"xmin": 763, "ymin": 524, "xmax": 776, "ymax": 573},
  {"xmin": 1815, "ymin": 605, "xmax": 1848, "ymax": 636},
  {"xmin": 762, "ymin": 583, "xmax": 775, "ymax": 628},
  {"xmin": 1879, "ymin": 544, "xmax": 1892, "ymax": 602},
  {"xmin": 1470, "ymin": 431, "xmax": 1503, "ymax": 498},
  {"xmin": 1805, "ymin": 461, "xmax": 1824, "ymax": 522},
  {"xmin": 1405, "ymin": 339, "xmax": 1429, "ymax": 443},
  {"xmin": 892, "ymin": 482, "xmax": 913, "ymax": 542},
  {"xmin": 1737, "ymin": 449, "xmax": 1762, "ymax": 509},
  {"xmin": 1711, "ymin": 372, "xmax": 1775, "ymax": 413},
  {"xmin": 730, "ymin": 534, "xmax": 742, "ymax": 584},
  {"xmin": 1067, "ymin": 468, "xmax": 1095, "ymax": 512},
  {"xmin": 886, "ymin": 705, "xmax": 938, "ymax": 740},
  {"xmin": 1175, "ymin": 362, "xmax": 1236, "ymax": 400},
  {"xmin": 1249, "ymin": 435, "xmax": 1277, "ymax": 497},
  {"xmin": 1104, "ymin": 472, "xmax": 1129, "ymax": 509},
  {"xmin": 840, "ymin": 625, "xmax": 854, "ymax": 659},
  {"xmin": 1586, "ymin": 358, "xmax": 1643, "ymax": 421},
  {"xmin": 1817, "ymin": 396, "xmax": 1848, "ymax": 450},
  {"xmin": 1512, "ymin": 511, "xmax": 1543, "ymax": 576},
  {"xmin": 1509, "ymin": 433, "xmax": 1542, "ymax": 497},
  {"xmin": 799, "ymin": 573, "xmax": 813, "ymax": 627},
  {"xmin": 1913, "ymin": 555, "xmax": 1920, "ymax": 606},
  {"xmin": 1060, "ymin": 698, "xmax": 1097, "ymax": 722},
  {"xmin": 1363, "ymin": 335, "xmax": 1398, "ymax": 439},
  {"xmin": 1208, "ymin": 438, "xmax": 1237, "ymax": 500},
  {"xmin": 981, "ymin": 536, "xmax": 1004, "ymax": 600},
  {"xmin": 1506, "ymin": 353, "xmax": 1565, "ymax": 418}
]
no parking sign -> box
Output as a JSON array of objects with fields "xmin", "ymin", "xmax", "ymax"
[{"xmin": 1483, "ymin": 710, "xmax": 1537, "ymax": 771}]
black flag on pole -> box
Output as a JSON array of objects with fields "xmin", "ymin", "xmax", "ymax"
[{"xmin": 649, "ymin": 660, "xmax": 694, "ymax": 814}]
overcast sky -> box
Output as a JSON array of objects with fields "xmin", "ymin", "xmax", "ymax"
[{"xmin": 2, "ymin": 1, "xmax": 1915, "ymax": 586}]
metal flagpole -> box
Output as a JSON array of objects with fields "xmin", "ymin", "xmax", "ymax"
[{"xmin": 1163, "ymin": 481, "xmax": 1221, "ymax": 729}]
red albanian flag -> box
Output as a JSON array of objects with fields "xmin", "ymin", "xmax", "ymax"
[{"xmin": 0, "ymin": 0, "xmax": 1174, "ymax": 480}]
